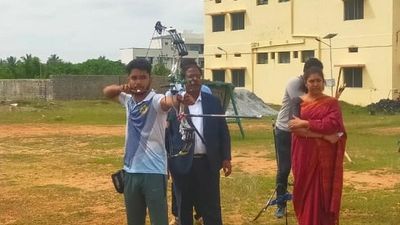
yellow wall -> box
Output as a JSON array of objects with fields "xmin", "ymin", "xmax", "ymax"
[
  {"xmin": 204, "ymin": 0, "xmax": 399, "ymax": 105},
  {"xmin": 393, "ymin": 0, "xmax": 400, "ymax": 100}
]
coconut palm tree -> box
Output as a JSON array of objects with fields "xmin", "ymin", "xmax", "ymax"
[
  {"xmin": 6, "ymin": 56, "xmax": 18, "ymax": 79},
  {"xmin": 20, "ymin": 54, "xmax": 41, "ymax": 78}
]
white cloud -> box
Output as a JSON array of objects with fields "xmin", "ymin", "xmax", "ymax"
[{"xmin": 0, "ymin": 0, "xmax": 203, "ymax": 63}]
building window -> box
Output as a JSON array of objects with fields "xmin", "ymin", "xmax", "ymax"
[
  {"xmin": 215, "ymin": 54, "xmax": 222, "ymax": 58},
  {"xmin": 212, "ymin": 15, "xmax": 225, "ymax": 32},
  {"xmin": 198, "ymin": 59, "xmax": 204, "ymax": 68},
  {"xmin": 212, "ymin": 70, "xmax": 225, "ymax": 82},
  {"xmin": 278, "ymin": 0, "xmax": 290, "ymax": 2},
  {"xmin": 301, "ymin": 50, "xmax": 315, "ymax": 63},
  {"xmin": 257, "ymin": 0, "xmax": 268, "ymax": 5},
  {"xmin": 232, "ymin": 69, "xmax": 245, "ymax": 87},
  {"xmin": 348, "ymin": 47, "xmax": 358, "ymax": 53},
  {"xmin": 215, "ymin": 0, "xmax": 221, "ymax": 3},
  {"xmin": 257, "ymin": 53, "xmax": 268, "ymax": 64},
  {"xmin": 344, "ymin": 0, "xmax": 364, "ymax": 20},
  {"xmin": 344, "ymin": 67, "xmax": 363, "ymax": 87},
  {"xmin": 187, "ymin": 44, "xmax": 204, "ymax": 54},
  {"xmin": 293, "ymin": 51, "xmax": 298, "ymax": 58},
  {"xmin": 278, "ymin": 52, "xmax": 290, "ymax": 64},
  {"xmin": 231, "ymin": 12, "xmax": 245, "ymax": 30},
  {"xmin": 234, "ymin": 53, "xmax": 241, "ymax": 57},
  {"xmin": 271, "ymin": 52, "xmax": 275, "ymax": 60},
  {"xmin": 187, "ymin": 44, "xmax": 199, "ymax": 52}
]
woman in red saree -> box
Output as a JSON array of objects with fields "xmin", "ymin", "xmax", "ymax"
[{"xmin": 288, "ymin": 67, "xmax": 347, "ymax": 225}]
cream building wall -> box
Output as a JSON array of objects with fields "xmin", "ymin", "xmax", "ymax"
[
  {"xmin": 393, "ymin": 0, "xmax": 400, "ymax": 99},
  {"xmin": 204, "ymin": 0, "xmax": 400, "ymax": 106}
]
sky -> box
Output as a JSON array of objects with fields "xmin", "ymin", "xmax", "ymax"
[{"xmin": 0, "ymin": 0, "xmax": 204, "ymax": 63}]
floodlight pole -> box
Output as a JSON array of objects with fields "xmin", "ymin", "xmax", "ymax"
[
  {"xmin": 315, "ymin": 33, "xmax": 337, "ymax": 97},
  {"xmin": 217, "ymin": 46, "xmax": 228, "ymax": 59},
  {"xmin": 329, "ymin": 38, "xmax": 333, "ymax": 96}
]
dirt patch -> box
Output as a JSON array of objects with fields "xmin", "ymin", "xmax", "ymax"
[
  {"xmin": 1, "ymin": 124, "xmax": 398, "ymax": 193},
  {"xmin": 233, "ymin": 154, "xmax": 400, "ymax": 190},
  {"xmin": 365, "ymin": 127, "xmax": 400, "ymax": 135},
  {"xmin": 1, "ymin": 123, "xmax": 399, "ymax": 224},
  {"xmin": 85, "ymin": 204, "xmax": 121, "ymax": 215},
  {"xmin": 0, "ymin": 124, "xmax": 124, "ymax": 138},
  {"xmin": 232, "ymin": 151, "xmax": 276, "ymax": 176},
  {"xmin": 0, "ymin": 156, "xmax": 116, "ymax": 193},
  {"xmin": 231, "ymin": 149, "xmax": 399, "ymax": 191},
  {"xmin": 344, "ymin": 170, "xmax": 400, "ymax": 191},
  {"xmin": 244, "ymin": 124, "xmax": 272, "ymax": 131},
  {"xmin": 224, "ymin": 212, "xmax": 245, "ymax": 225},
  {"xmin": 44, "ymin": 172, "xmax": 114, "ymax": 192}
]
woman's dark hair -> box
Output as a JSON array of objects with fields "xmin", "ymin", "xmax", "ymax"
[
  {"xmin": 302, "ymin": 67, "xmax": 325, "ymax": 93},
  {"xmin": 299, "ymin": 58, "xmax": 324, "ymax": 92},
  {"xmin": 303, "ymin": 57, "xmax": 323, "ymax": 73},
  {"xmin": 126, "ymin": 58, "xmax": 152, "ymax": 75}
]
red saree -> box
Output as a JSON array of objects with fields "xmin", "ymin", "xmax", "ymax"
[{"xmin": 291, "ymin": 96, "xmax": 346, "ymax": 225}]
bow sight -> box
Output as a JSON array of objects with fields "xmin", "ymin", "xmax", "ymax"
[{"xmin": 155, "ymin": 21, "xmax": 188, "ymax": 57}]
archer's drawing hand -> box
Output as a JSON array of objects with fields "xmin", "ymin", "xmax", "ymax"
[
  {"xmin": 120, "ymin": 84, "xmax": 134, "ymax": 94},
  {"xmin": 177, "ymin": 92, "xmax": 195, "ymax": 105}
]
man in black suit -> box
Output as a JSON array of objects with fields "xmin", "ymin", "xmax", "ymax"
[{"xmin": 166, "ymin": 60, "xmax": 231, "ymax": 225}]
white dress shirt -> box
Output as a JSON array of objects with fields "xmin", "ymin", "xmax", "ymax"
[{"xmin": 188, "ymin": 94, "xmax": 207, "ymax": 154}]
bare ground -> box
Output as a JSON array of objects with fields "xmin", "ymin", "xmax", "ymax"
[
  {"xmin": 1, "ymin": 124, "xmax": 398, "ymax": 190},
  {"xmin": 0, "ymin": 124, "xmax": 400, "ymax": 190},
  {"xmin": 0, "ymin": 124, "xmax": 125, "ymax": 138},
  {"xmin": 0, "ymin": 124, "xmax": 399, "ymax": 225}
]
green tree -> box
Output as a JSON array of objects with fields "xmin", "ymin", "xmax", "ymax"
[
  {"xmin": 0, "ymin": 59, "xmax": 13, "ymax": 79},
  {"xmin": 1, "ymin": 54, "xmax": 126, "ymax": 79},
  {"xmin": 45, "ymin": 54, "xmax": 65, "ymax": 77},
  {"xmin": 152, "ymin": 57, "xmax": 170, "ymax": 76},
  {"xmin": 6, "ymin": 56, "xmax": 18, "ymax": 79},
  {"xmin": 77, "ymin": 56, "xmax": 125, "ymax": 75},
  {"xmin": 20, "ymin": 54, "xmax": 41, "ymax": 78}
]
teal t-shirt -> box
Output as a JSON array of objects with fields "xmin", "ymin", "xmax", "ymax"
[{"xmin": 119, "ymin": 91, "xmax": 168, "ymax": 175}]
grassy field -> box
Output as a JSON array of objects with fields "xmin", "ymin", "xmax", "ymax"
[{"xmin": 0, "ymin": 100, "xmax": 399, "ymax": 225}]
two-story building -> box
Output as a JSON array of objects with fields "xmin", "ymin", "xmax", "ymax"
[{"xmin": 204, "ymin": 0, "xmax": 400, "ymax": 105}]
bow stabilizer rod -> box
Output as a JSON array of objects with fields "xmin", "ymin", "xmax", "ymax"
[{"xmin": 184, "ymin": 114, "xmax": 262, "ymax": 119}]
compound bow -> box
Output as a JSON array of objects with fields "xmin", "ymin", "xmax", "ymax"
[
  {"xmin": 151, "ymin": 21, "xmax": 262, "ymax": 158},
  {"xmin": 151, "ymin": 21, "xmax": 195, "ymax": 158}
]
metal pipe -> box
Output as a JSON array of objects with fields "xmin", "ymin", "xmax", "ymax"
[
  {"xmin": 184, "ymin": 113, "xmax": 262, "ymax": 119},
  {"xmin": 329, "ymin": 38, "xmax": 334, "ymax": 96}
]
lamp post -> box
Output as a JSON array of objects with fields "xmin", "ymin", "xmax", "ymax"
[
  {"xmin": 217, "ymin": 46, "xmax": 228, "ymax": 59},
  {"xmin": 315, "ymin": 33, "xmax": 338, "ymax": 96}
]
